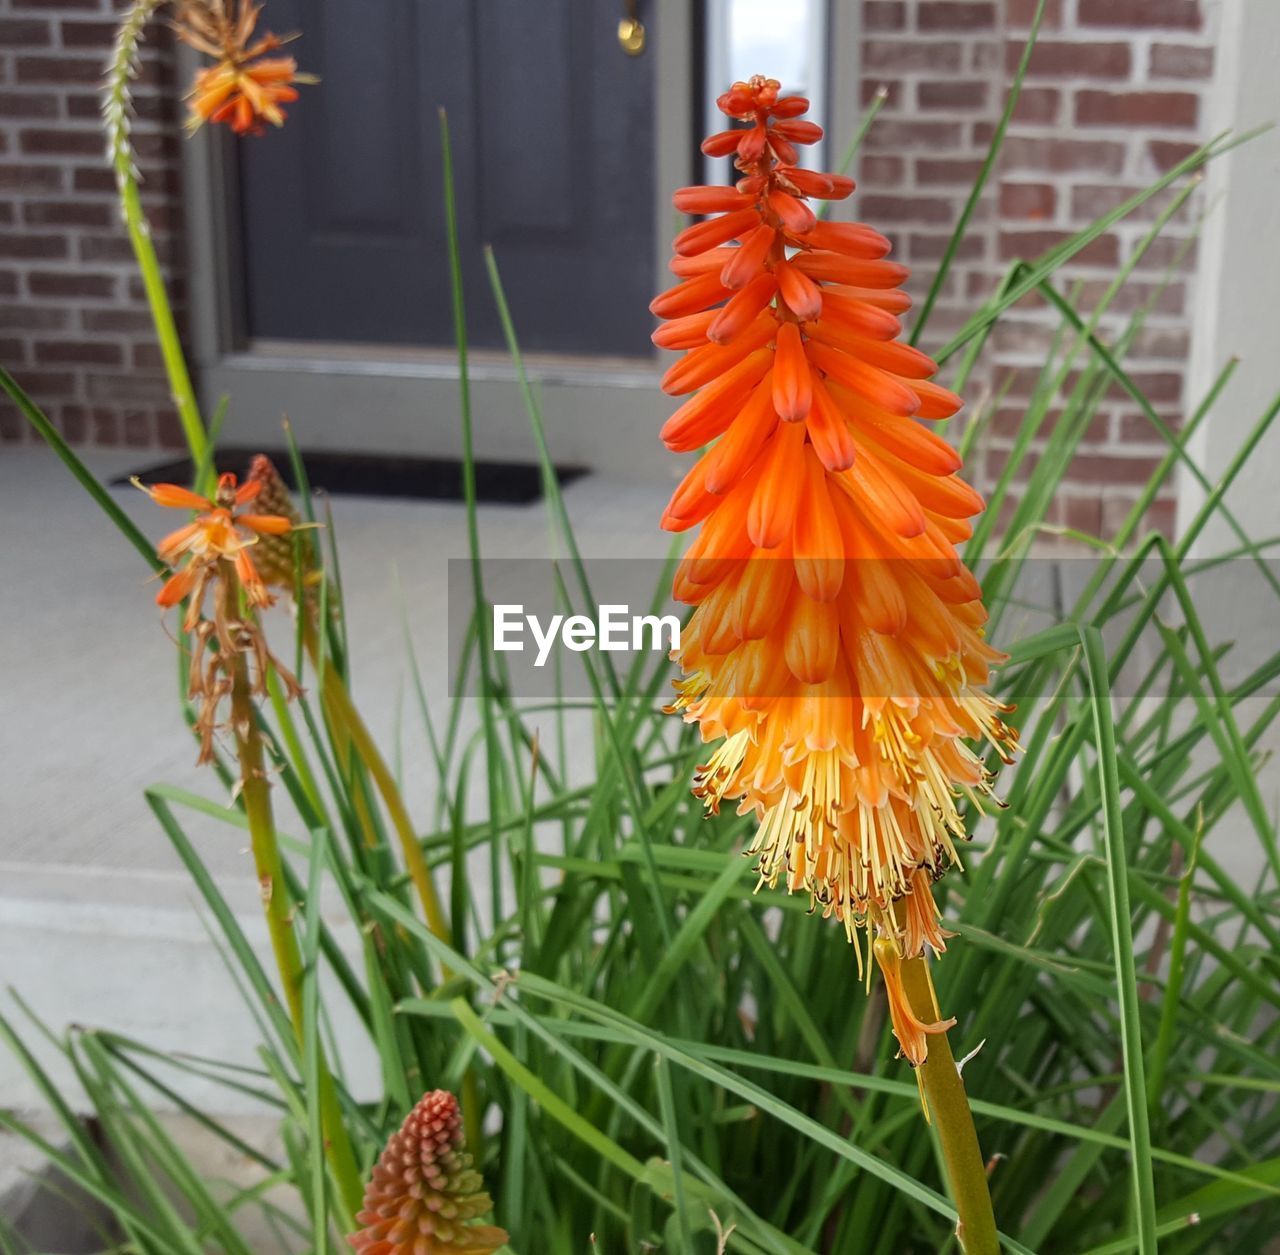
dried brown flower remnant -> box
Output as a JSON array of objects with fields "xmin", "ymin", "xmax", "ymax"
[
  {"xmin": 244, "ymin": 454, "xmax": 304, "ymax": 589},
  {"xmin": 350, "ymin": 1090, "xmax": 509, "ymax": 1255}
]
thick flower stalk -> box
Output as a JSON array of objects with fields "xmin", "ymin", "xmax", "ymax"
[
  {"xmin": 139, "ymin": 466, "xmax": 363, "ymax": 1214},
  {"xmin": 654, "ymin": 78, "xmax": 1019, "ymax": 1066},
  {"xmin": 350, "ymin": 1090, "xmax": 509, "ymax": 1255}
]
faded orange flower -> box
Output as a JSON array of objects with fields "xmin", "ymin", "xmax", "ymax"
[
  {"xmin": 654, "ymin": 77, "xmax": 1019, "ymax": 1064},
  {"xmin": 176, "ymin": 1, "xmax": 309, "ymax": 135},
  {"xmin": 350, "ymin": 1090, "xmax": 509, "ymax": 1255},
  {"xmin": 138, "ymin": 471, "xmax": 291, "ymax": 620},
  {"xmin": 138, "ymin": 469, "xmax": 299, "ymax": 761}
]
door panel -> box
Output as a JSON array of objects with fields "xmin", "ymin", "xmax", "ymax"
[{"xmin": 236, "ymin": 0, "xmax": 656, "ymax": 356}]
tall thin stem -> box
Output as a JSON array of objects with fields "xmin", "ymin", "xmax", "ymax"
[
  {"xmin": 218, "ymin": 576, "xmax": 364, "ymax": 1218},
  {"xmin": 901, "ymin": 955, "xmax": 999, "ymax": 1255},
  {"xmin": 106, "ymin": 0, "xmax": 208, "ymax": 474}
]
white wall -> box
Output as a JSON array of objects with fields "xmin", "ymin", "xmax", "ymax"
[{"xmin": 1183, "ymin": 0, "xmax": 1280, "ymax": 553}]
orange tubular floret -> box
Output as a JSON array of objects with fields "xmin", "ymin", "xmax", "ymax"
[{"xmin": 652, "ymin": 75, "xmax": 1020, "ymax": 1065}]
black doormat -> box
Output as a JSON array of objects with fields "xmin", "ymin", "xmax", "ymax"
[{"xmin": 118, "ymin": 448, "xmax": 588, "ymax": 505}]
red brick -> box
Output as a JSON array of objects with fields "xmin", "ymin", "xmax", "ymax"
[
  {"xmin": 916, "ymin": 157, "xmax": 984, "ymax": 184},
  {"xmin": 0, "ymin": 232, "xmax": 67, "ymax": 259},
  {"xmin": 1001, "ymin": 136, "xmax": 1126, "ymax": 174},
  {"xmin": 859, "ymin": 154, "xmax": 906, "ymax": 185},
  {"xmin": 58, "ymin": 19, "xmax": 122, "ymax": 47},
  {"xmin": 1149, "ymin": 43, "xmax": 1214, "ymax": 79},
  {"xmin": 1062, "ymin": 495, "xmax": 1103, "ymax": 535},
  {"xmin": 1132, "ymin": 236, "xmax": 1197, "ymax": 270},
  {"xmin": 918, "ymin": 80, "xmax": 988, "ymax": 109},
  {"xmin": 999, "ymin": 182, "xmax": 1056, "ymax": 220},
  {"xmin": 19, "ymin": 127, "xmax": 104, "ymax": 157},
  {"xmin": 1070, "ymin": 454, "xmax": 1164, "ymax": 484},
  {"xmin": 0, "ymin": 305, "xmax": 68, "ymax": 330},
  {"xmin": 1070, "ymin": 184, "xmax": 1183, "ymax": 222},
  {"xmin": 21, "ymin": 200, "xmax": 114, "ymax": 228},
  {"xmin": 156, "ymin": 409, "xmax": 186, "ymax": 449},
  {"xmin": 864, "ymin": 1, "xmax": 907, "ymax": 31},
  {"xmin": 1078, "ymin": 0, "xmax": 1202, "ymax": 29},
  {"xmin": 0, "ymin": 162, "xmax": 64, "ymax": 191},
  {"xmin": 1008, "ymin": 0, "xmax": 1063, "ymax": 28},
  {"xmin": 1011, "ymin": 87, "xmax": 1060, "ymax": 124},
  {"xmin": 34, "ymin": 340, "xmax": 125, "ymax": 366},
  {"xmin": 131, "ymin": 343, "xmax": 164, "ymax": 370},
  {"xmin": 865, "ymin": 120, "xmax": 965, "ymax": 150},
  {"xmin": 72, "ymin": 167, "xmax": 118, "ymax": 194},
  {"xmin": 999, "ymin": 229, "xmax": 1119, "ymax": 265},
  {"xmin": 1076, "ymin": 280, "xmax": 1185, "ymax": 316},
  {"xmin": 860, "ymin": 194, "xmax": 953, "ymax": 224},
  {"xmin": 0, "ymin": 91, "xmax": 60, "ymax": 118},
  {"xmin": 1147, "ymin": 140, "xmax": 1199, "ymax": 172},
  {"xmin": 15, "ymin": 56, "xmax": 106, "ymax": 85},
  {"xmin": 123, "ymin": 410, "xmax": 154, "ymax": 447},
  {"xmin": 91, "ymin": 407, "xmax": 119, "ymax": 445},
  {"xmin": 1076, "ymin": 90, "xmax": 1198, "ymax": 128},
  {"xmin": 909, "ymin": 233, "xmax": 986, "ymax": 261},
  {"xmin": 864, "ymin": 40, "xmax": 964, "ymax": 73},
  {"xmin": 1119, "ymin": 410, "xmax": 1182, "ymax": 441},
  {"xmin": 59, "ymin": 404, "xmax": 88, "ymax": 443},
  {"xmin": 1014, "ymin": 40, "xmax": 1131, "ymax": 78},
  {"xmin": 0, "ymin": 19, "xmax": 53, "ymax": 45},
  {"xmin": 0, "ymin": 406, "xmax": 26, "ymax": 443},
  {"xmin": 88, "ymin": 373, "xmax": 172, "ymax": 405},
  {"xmin": 0, "ymin": 271, "xmax": 16, "ymax": 297},
  {"xmin": 7, "ymin": 369, "xmax": 75, "ymax": 396},
  {"xmin": 27, "ymin": 271, "xmax": 116, "ymax": 299},
  {"xmin": 863, "ymin": 79, "xmax": 905, "ymax": 108},
  {"xmin": 1107, "ymin": 372, "xmax": 1182, "ymax": 403},
  {"xmin": 918, "ymin": 2, "xmax": 995, "ymax": 30},
  {"xmin": 80, "ymin": 309, "xmax": 155, "ymax": 334},
  {"xmin": 970, "ymin": 41, "xmax": 1002, "ymax": 73},
  {"xmin": 79, "ymin": 236, "xmax": 137, "ymax": 263}
]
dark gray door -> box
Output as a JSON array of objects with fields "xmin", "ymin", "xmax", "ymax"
[{"xmin": 235, "ymin": 1, "xmax": 656, "ymax": 356}]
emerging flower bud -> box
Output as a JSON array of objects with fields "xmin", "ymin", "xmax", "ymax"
[{"xmin": 350, "ymin": 1090, "xmax": 509, "ymax": 1255}]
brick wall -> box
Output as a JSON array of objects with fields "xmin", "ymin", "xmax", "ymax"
[
  {"xmin": 0, "ymin": 0, "xmax": 187, "ymax": 449},
  {"xmin": 1, "ymin": 0, "xmax": 1220, "ymax": 535},
  {"xmin": 856, "ymin": 0, "xmax": 1217, "ymax": 536}
]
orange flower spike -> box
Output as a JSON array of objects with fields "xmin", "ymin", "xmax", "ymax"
[
  {"xmin": 653, "ymin": 75, "xmax": 1021, "ymax": 1064},
  {"xmin": 350, "ymin": 1090, "xmax": 508, "ymax": 1255},
  {"xmin": 176, "ymin": 1, "xmax": 312, "ymax": 136}
]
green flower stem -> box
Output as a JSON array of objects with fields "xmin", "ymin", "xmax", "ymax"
[
  {"xmin": 219, "ymin": 577, "xmax": 364, "ymax": 1217},
  {"xmin": 107, "ymin": 0, "xmax": 208, "ymax": 476},
  {"xmin": 901, "ymin": 955, "xmax": 999, "ymax": 1255}
]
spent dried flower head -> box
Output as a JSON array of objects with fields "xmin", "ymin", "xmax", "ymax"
[
  {"xmin": 175, "ymin": 0, "xmax": 312, "ymax": 135},
  {"xmin": 138, "ymin": 469, "xmax": 301, "ymax": 762},
  {"xmin": 350, "ymin": 1090, "xmax": 509, "ymax": 1255}
]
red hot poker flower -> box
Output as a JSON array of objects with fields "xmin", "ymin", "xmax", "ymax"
[
  {"xmin": 350, "ymin": 1090, "xmax": 509, "ymax": 1255},
  {"xmin": 654, "ymin": 76, "xmax": 1020, "ymax": 1065}
]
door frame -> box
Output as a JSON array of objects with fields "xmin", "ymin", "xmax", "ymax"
[{"xmin": 179, "ymin": 0, "xmax": 862, "ymax": 481}]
